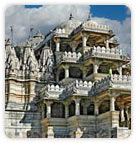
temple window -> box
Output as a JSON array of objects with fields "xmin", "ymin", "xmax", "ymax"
[
  {"xmin": 69, "ymin": 101, "xmax": 75, "ymax": 117},
  {"xmin": 69, "ymin": 67, "xmax": 83, "ymax": 79},
  {"xmin": 99, "ymin": 100, "xmax": 110, "ymax": 114},
  {"xmin": 98, "ymin": 63, "xmax": 109, "ymax": 74},
  {"xmin": 87, "ymin": 103, "xmax": 94, "ymax": 115},
  {"xmin": 60, "ymin": 43, "xmax": 72, "ymax": 52},
  {"xmin": 59, "ymin": 68, "xmax": 65, "ymax": 81},
  {"xmin": 51, "ymin": 102, "xmax": 65, "ymax": 118},
  {"xmin": 76, "ymin": 43, "xmax": 82, "ymax": 52}
]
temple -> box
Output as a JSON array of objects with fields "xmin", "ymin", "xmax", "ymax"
[{"xmin": 5, "ymin": 14, "xmax": 131, "ymax": 138}]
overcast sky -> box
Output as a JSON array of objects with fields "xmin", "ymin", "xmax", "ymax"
[{"xmin": 5, "ymin": 5, "xmax": 131, "ymax": 56}]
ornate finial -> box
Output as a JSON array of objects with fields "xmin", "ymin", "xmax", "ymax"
[
  {"xmin": 25, "ymin": 40, "xmax": 31, "ymax": 47},
  {"xmin": 10, "ymin": 26, "xmax": 14, "ymax": 45},
  {"xmin": 69, "ymin": 13, "xmax": 74, "ymax": 20},
  {"xmin": 29, "ymin": 27, "xmax": 34, "ymax": 39},
  {"xmin": 5, "ymin": 38, "xmax": 11, "ymax": 46}
]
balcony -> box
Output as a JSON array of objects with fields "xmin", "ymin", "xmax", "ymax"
[
  {"xmin": 40, "ymin": 84, "xmax": 65, "ymax": 99},
  {"xmin": 90, "ymin": 74, "xmax": 131, "ymax": 96},
  {"xmin": 66, "ymin": 79, "xmax": 92, "ymax": 97},
  {"xmin": 84, "ymin": 46, "xmax": 122, "ymax": 60},
  {"xmin": 72, "ymin": 22, "xmax": 111, "ymax": 35},
  {"xmin": 85, "ymin": 73, "xmax": 108, "ymax": 81},
  {"xmin": 56, "ymin": 51, "xmax": 82, "ymax": 65},
  {"xmin": 82, "ymin": 22, "xmax": 110, "ymax": 34}
]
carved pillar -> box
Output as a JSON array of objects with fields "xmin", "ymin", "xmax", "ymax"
[
  {"xmin": 125, "ymin": 106, "xmax": 129, "ymax": 128},
  {"xmin": 82, "ymin": 36, "xmax": 87, "ymax": 47},
  {"xmin": 65, "ymin": 103, "xmax": 69, "ymax": 118},
  {"xmin": 93, "ymin": 64, "xmax": 98, "ymax": 74},
  {"xmin": 70, "ymin": 41, "xmax": 78, "ymax": 52},
  {"xmin": 120, "ymin": 105, "xmax": 125, "ymax": 122},
  {"xmin": 82, "ymin": 69, "xmax": 87, "ymax": 79},
  {"xmin": 94, "ymin": 101, "xmax": 99, "ymax": 115},
  {"xmin": 110, "ymin": 96, "xmax": 115, "ymax": 111},
  {"xmin": 42, "ymin": 103, "xmax": 45, "ymax": 119},
  {"xmin": 65, "ymin": 66, "xmax": 69, "ymax": 78},
  {"xmin": 56, "ymin": 71, "xmax": 59, "ymax": 82},
  {"xmin": 106, "ymin": 40, "xmax": 109, "ymax": 48},
  {"xmin": 81, "ymin": 100, "xmax": 90, "ymax": 115},
  {"xmin": 46, "ymin": 101, "xmax": 52, "ymax": 118},
  {"xmin": 118, "ymin": 66, "xmax": 122, "ymax": 76},
  {"xmin": 75, "ymin": 98, "xmax": 81, "ymax": 116},
  {"xmin": 55, "ymin": 39, "xmax": 60, "ymax": 52}
]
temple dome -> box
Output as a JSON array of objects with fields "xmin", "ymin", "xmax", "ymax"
[
  {"xmin": 56, "ymin": 14, "xmax": 82, "ymax": 35},
  {"xmin": 84, "ymin": 18, "xmax": 98, "ymax": 26}
]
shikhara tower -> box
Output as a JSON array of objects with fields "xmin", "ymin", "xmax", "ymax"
[{"xmin": 5, "ymin": 15, "xmax": 131, "ymax": 138}]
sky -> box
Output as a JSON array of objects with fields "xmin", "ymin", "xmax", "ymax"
[{"xmin": 5, "ymin": 5, "xmax": 131, "ymax": 56}]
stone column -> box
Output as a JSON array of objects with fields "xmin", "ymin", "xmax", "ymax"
[
  {"xmin": 81, "ymin": 100, "xmax": 90, "ymax": 115},
  {"xmin": 56, "ymin": 41, "xmax": 60, "ymax": 52},
  {"xmin": 82, "ymin": 36, "xmax": 87, "ymax": 47},
  {"xmin": 56, "ymin": 71, "xmax": 59, "ymax": 82},
  {"xmin": 125, "ymin": 106, "xmax": 130, "ymax": 128},
  {"xmin": 65, "ymin": 66, "xmax": 69, "ymax": 78},
  {"xmin": 82, "ymin": 69, "xmax": 87, "ymax": 79},
  {"xmin": 120, "ymin": 106, "xmax": 125, "ymax": 122},
  {"xmin": 110, "ymin": 96, "xmax": 115, "ymax": 111},
  {"xmin": 70, "ymin": 41, "xmax": 77, "ymax": 52},
  {"xmin": 118, "ymin": 66, "xmax": 122, "ymax": 76},
  {"xmin": 93, "ymin": 64, "xmax": 98, "ymax": 74},
  {"xmin": 42, "ymin": 104, "xmax": 45, "ymax": 119},
  {"xmin": 65, "ymin": 103, "xmax": 69, "ymax": 118},
  {"xmin": 94, "ymin": 102, "xmax": 99, "ymax": 115},
  {"xmin": 106, "ymin": 40, "xmax": 109, "ymax": 48},
  {"xmin": 75, "ymin": 98, "xmax": 81, "ymax": 116},
  {"xmin": 46, "ymin": 102, "xmax": 52, "ymax": 118}
]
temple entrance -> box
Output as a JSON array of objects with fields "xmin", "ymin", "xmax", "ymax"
[{"xmin": 87, "ymin": 103, "xmax": 94, "ymax": 115}]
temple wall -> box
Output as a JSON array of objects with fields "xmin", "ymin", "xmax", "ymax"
[
  {"xmin": 5, "ymin": 79, "xmax": 42, "ymax": 138},
  {"xmin": 5, "ymin": 111, "xmax": 41, "ymax": 138}
]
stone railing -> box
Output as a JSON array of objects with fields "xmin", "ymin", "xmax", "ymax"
[
  {"xmin": 110, "ymin": 74, "xmax": 131, "ymax": 83},
  {"xmin": 84, "ymin": 46, "xmax": 121, "ymax": 60},
  {"xmin": 90, "ymin": 76, "xmax": 110, "ymax": 96},
  {"xmin": 90, "ymin": 75, "xmax": 131, "ymax": 96},
  {"xmin": 110, "ymin": 74, "xmax": 131, "ymax": 89},
  {"xmin": 66, "ymin": 80, "xmax": 92, "ymax": 96},
  {"xmin": 82, "ymin": 23, "xmax": 110, "ymax": 34},
  {"xmin": 54, "ymin": 28, "xmax": 69, "ymax": 38},
  {"xmin": 56, "ymin": 52, "xmax": 82, "ymax": 64},
  {"xmin": 40, "ymin": 84, "xmax": 65, "ymax": 99}
]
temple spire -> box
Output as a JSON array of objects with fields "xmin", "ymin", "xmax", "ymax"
[{"xmin": 10, "ymin": 26, "xmax": 14, "ymax": 45}]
